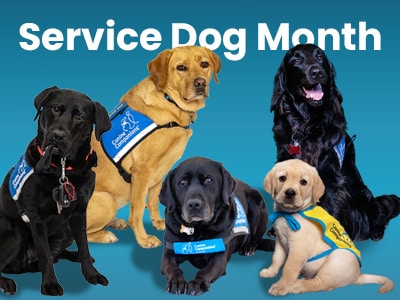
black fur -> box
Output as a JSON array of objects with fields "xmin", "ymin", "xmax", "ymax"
[
  {"xmin": 270, "ymin": 43, "xmax": 400, "ymax": 241},
  {"xmin": 0, "ymin": 86, "xmax": 111, "ymax": 295},
  {"xmin": 159, "ymin": 156, "xmax": 274, "ymax": 296}
]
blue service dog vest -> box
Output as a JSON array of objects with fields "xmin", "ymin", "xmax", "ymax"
[
  {"xmin": 100, "ymin": 102, "xmax": 158, "ymax": 164},
  {"xmin": 269, "ymin": 205, "xmax": 361, "ymax": 263},
  {"xmin": 100, "ymin": 102, "xmax": 190, "ymax": 182}
]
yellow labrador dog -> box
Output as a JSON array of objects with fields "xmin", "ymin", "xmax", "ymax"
[
  {"xmin": 260, "ymin": 159, "xmax": 394, "ymax": 295},
  {"xmin": 86, "ymin": 46, "xmax": 221, "ymax": 248}
]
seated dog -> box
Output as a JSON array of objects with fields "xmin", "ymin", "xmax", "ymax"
[
  {"xmin": 260, "ymin": 159, "xmax": 394, "ymax": 295},
  {"xmin": 160, "ymin": 156, "xmax": 274, "ymax": 295},
  {"xmin": 0, "ymin": 87, "xmax": 111, "ymax": 296}
]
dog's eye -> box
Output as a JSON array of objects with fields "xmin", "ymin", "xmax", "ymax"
[
  {"xmin": 294, "ymin": 58, "xmax": 302, "ymax": 65},
  {"xmin": 316, "ymin": 54, "xmax": 324, "ymax": 62},
  {"xmin": 279, "ymin": 176, "xmax": 286, "ymax": 182},
  {"xmin": 74, "ymin": 113, "xmax": 84, "ymax": 121},
  {"xmin": 300, "ymin": 179, "xmax": 308, "ymax": 186},
  {"xmin": 200, "ymin": 61, "xmax": 209, "ymax": 68},
  {"xmin": 177, "ymin": 65, "xmax": 187, "ymax": 71},
  {"xmin": 52, "ymin": 106, "xmax": 61, "ymax": 114},
  {"xmin": 203, "ymin": 178, "xmax": 213, "ymax": 185},
  {"xmin": 178, "ymin": 179, "xmax": 188, "ymax": 186}
]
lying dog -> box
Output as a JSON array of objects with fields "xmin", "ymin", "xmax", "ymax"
[
  {"xmin": 0, "ymin": 87, "xmax": 111, "ymax": 296},
  {"xmin": 260, "ymin": 159, "xmax": 394, "ymax": 295},
  {"xmin": 86, "ymin": 46, "xmax": 221, "ymax": 248},
  {"xmin": 270, "ymin": 43, "xmax": 400, "ymax": 241},
  {"xmin": 160, "ymin": 157, "xmax": 274, "ymax": 295}
]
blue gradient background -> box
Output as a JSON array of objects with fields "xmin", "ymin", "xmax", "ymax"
[{"xmin": 1, "ymin": 0, "xmax": 399, "ymax": 299}]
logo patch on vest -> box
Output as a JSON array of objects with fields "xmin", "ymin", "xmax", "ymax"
[
  {"xmin": 9, "ymin": 155, "xmax": 34, "ymax": 200},
  {"xmin": 100, "ymin": 102, "xmax": 158, "ymax": 163},
  {"xmin": 173, "ymin": 238, "xmax": 226, "ymax": 255}
]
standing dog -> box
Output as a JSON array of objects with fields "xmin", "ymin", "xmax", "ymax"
[
  {"xmin": 270, "ymin": 43, "xmax": 400, "ymax": 241},
  {"xmin": 0, "ymin": 87, "xmax": 111, "ymax": 296},
  {"xmin": 160, "ymin": 157, "xmax": 274, "ymax": 295},
  {"xmin": 86, "ymin": 46, "xmax": 221, "ymax": 248},
  {"xmin": 260, "ymin": 159, "xmax": 394, "ymax": 295}
]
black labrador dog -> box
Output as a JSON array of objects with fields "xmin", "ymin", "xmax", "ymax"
[
  {"xmin": 0, "ymin": 86, "xmax": 111, "ymax": 296},
  {"xmin": 159, "ymin": 156, "xmax": 274, "ymax": 295},
  {"xmin": 270, "ymin": 43, "xmax": 400, "ymax": 241}
]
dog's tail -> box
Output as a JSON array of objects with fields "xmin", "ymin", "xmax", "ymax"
[
  {"xmin": 356, "ymin": 274, "xmax": 394, "ymax": 293},
  {"xmin": 370, "ymin": 194, "xmax": 400, "ymax": 241},
  {"xmin": 377, "ymin": 194, "xmax": 400, "ymax": 221},
  {"xmin": 256, "ymin": 238, "xmax": 275, "ymax": 252}
]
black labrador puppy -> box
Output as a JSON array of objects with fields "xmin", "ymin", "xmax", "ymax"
[
  {"xmin": 0, "ymin": 86, "xmax": 111, "ymax": 296},
  {"xmin": 159, "ymin": 156, "xmax": 274, "ymax": 296},
  {"xmin": 270, "ymin": 43, "xmax": 400, "ymax": 241}
]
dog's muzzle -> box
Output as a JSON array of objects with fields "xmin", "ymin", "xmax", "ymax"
[{"xmin": 182, "ymin": 197, "xmax": 213, "ymax": 223}]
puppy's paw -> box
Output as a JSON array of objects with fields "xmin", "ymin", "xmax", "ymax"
[
  {"xmin": 166, "ymin": 277, "xmax": 187, "ymax": 295},
  {"xmin": 259, "ymin": 268, "xmax": 278, "ymax": 278},
  {"xmin": 269, "ymin": 282, "xmax": 289, "ymax": 296},
  {"xmin": 186, "ymin": 279, "xmax": 210, "ymax": 296},
  {"xmin": 0, "ymin": 276, "xmax": 17, "ymax": 295}
]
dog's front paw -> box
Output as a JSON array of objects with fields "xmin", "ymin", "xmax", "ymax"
[
  {"xmin": 152, "ymin": 218, "xmax": 165, "ymax": 230},
  {"xmin": 84, "ymin": 269, "xmax": 109, "ymax": 286},
  {"xmin": 41, "ymin": 281, "xmax": 63, "ymax": 296},
  {"xmin": 0, "ymin": 276, "xmax": 17, "ymax": 295},
  {"xmin": 269, "ymin": 282, "xmax": 289, "ymax": 296},
  {"xmin": 166, "ymin": 277, "xmax": 187, "ymax": 294},
  {"xmin": 186, "ymin": 279, "xmax": 211, "ymax": 296},
  {"xmin": 137, "ymin": 234, "xmax": 162, "ymax": 248},
  {"xmin": 259, "ymin": 268, "xmax": 278, "ymax": 278}
]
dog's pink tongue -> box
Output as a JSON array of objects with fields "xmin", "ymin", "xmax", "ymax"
[{"xmin": 304, "ymin": 84, "xmax": 323, "ymax": 101}]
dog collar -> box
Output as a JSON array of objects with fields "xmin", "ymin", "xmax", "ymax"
[
  {"xmin": 164, "ymin": 94, "xmax": 195, "ymax": 123},
  {"xmin": 37, "ymin": 145, "xmax": 94, "ymax": 171},
  {"xmin": 269, "ymin": 211, "xmax": 301, "ymax": 231},
  {"xmin": 288, "ymin": 135, "xmax": 346, "ymax": 168},
  {"xmin": 165, "ymin": 196, "xmax": 249, "ymax": 255}
]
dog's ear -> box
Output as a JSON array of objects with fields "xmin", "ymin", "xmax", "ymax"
[
  {"xmin": 311, "ymin": 166, "xmax": 325, "ymax": 203},
  {"xmin": 270, "ymin": 63, "xmax": 286, "ymax": 112},
  {"xmin": 327, "ymin": 60, "xmax": 344, "ymax": 114},
  {"xmin": 204, "ymin": 47, "xmax": 221, "ymax": 84},
  {"xmin": 264, "ymin": 167, "xmax": 275, "ymax": 196},
  {"xmin": 92, "ymin": 101, "xmax": 111, "ymax": 140},
  {"xmin": 34, "ymin": 86, "xmax": 59, "ymax": 120},
  {"xmin": 218, "ymin": 162, "xmax": 236, "ymax": 206},
  {"xmin": 159, "ymin": 169, "xmax": 177, "ymax": 213},
  {"xmin": 148, "ymin": 49, "xmax": 173, "ymax": 91}
]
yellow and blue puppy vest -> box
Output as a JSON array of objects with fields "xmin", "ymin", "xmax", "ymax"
[{"xmin": 269, "ymin": 205, "xmax": 361, "ymax": 263}]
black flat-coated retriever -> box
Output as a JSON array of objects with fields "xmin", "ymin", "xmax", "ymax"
[{"xmin": 270, "ymin": 43, "xmax": 400, "ymax": 241}]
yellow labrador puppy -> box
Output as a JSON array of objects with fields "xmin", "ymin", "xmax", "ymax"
[
  {"xmin": 86, "ymin": 46, "xmax": 221, "ymax": 248},
  {"xmin": 260, "ymin": 159, "xmax": 394, "ymax": 295}
]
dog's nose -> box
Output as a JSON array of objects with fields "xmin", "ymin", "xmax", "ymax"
[
  {"xmin": 285, "ymin": 188, "xmax": 296, "ymax": 198},
  {"xmin": 52, "ymin": 129, "xmax": 66, "ymax": 142},
  {"xmin": 194, "ymin": 78, "xmax": 206, "ymax": 87},
  {"xmin": 309, "ymin": 67, "xmax": 323, "ymax": 78},
  {"xmin": 186, "ymin": 198, "xmax": 203, "ymax": 210}
]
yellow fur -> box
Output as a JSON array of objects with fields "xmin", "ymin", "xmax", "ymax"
[{"xmin": 86, "ymin": 46, "xmax": 221, "ymax": 248}]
